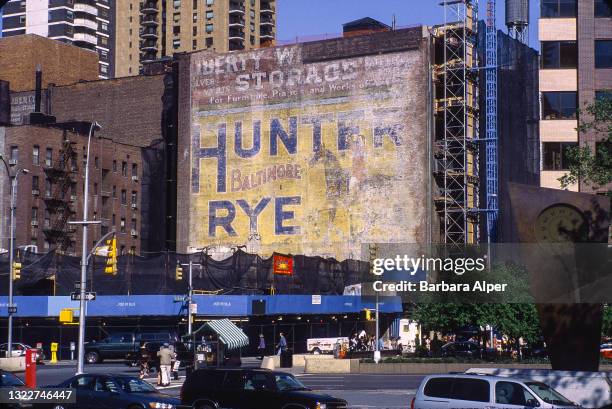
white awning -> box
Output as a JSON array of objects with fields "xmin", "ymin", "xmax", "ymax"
[{"xmin": 204, "ymin": 318, "xmax": 249, "ymax": 350}]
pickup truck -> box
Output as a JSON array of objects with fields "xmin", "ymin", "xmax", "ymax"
[
  {"xmin": 306, "ymin": 337, "xmax": 349, "ymax": 354},
  {"xmin": 84, "ymin": 331, "xmax": 177, "ymax": 364}
]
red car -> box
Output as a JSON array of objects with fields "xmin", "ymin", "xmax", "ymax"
[{"xmin": 601, "ymin": 343, "xmax": 612, "ymax": 360}]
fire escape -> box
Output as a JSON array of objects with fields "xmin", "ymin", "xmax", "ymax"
[{"xmin": 43, "ymin": 139, "xmax": 78, "ymax": 253}]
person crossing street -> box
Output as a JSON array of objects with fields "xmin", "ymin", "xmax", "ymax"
[{"xmin": 157, "ymin": 343, "xmax": 176, "ymax": 387}]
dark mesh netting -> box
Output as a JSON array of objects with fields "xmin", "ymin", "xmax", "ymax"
[{"xmin": 0, "ymin": 250, "xmax": 366, "ymax": 296}]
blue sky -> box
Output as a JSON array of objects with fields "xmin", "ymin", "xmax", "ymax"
[{"xmin": 277, "ymin": 0, "xmax": 540, "ymax": 49}]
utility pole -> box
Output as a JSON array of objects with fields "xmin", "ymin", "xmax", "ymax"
[
  {"xmin": 70, "ymin": 121, "xmax": 101, "ymax": 374},
  {"xmin": 0, "ymin": 155, "xmax": 29, "ymax": 358}
]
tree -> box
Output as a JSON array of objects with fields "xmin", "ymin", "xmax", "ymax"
[{"xmin": 559, "ymin": 93, "xmax": 612, "ymax": 192}]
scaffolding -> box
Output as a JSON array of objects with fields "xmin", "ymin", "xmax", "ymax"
[
  {"xmin": 485, "ymin": 0, "xmax": 499, "ymax": 243},
  {"xmin": 433, "ymin": 0, "xmax": 480, "ymax": 246},
  {"xmin": 42, "ymin": 138, "xmax": 78, "ymax": 252}
]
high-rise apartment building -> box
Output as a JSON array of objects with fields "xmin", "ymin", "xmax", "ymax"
[
  {"xmin": 1, "ymin": 0, "xmax": 112, "ymax": 78},
  {"xmin": 114, "ymin": 0, "xmax": 276, "ymax": 77},
  {"xmin": 539, "ymin": 0, "xmax": 611, "ymax": 193}
]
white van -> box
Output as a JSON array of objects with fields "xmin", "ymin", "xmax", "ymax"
[
  {"xmin": 306, "ymin": 337, "xmax": 349, "ymax": 354},
  {"xmin": 412, "ymin": 374, "xmax": 580, "ymax": 409}
]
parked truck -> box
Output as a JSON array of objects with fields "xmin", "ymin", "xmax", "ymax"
[{"xmin": 306, "ymin": 337, "xmax": 349, "ymax": 354}]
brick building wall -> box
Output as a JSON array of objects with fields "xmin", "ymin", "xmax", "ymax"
[
  {"xmin": 1, "ymin": 125, "xmax": 145, "ymax": 256},
  {"xmin": 49, "ymin": 74, "xmax": 167, "ymax": 147},
  {"xmin": 0, "ymin": 34, "xmax": 99, "ymax": 92},
  {"xmin": 176, "ymin": 27, "xmax": 433, "ymax": 258}
]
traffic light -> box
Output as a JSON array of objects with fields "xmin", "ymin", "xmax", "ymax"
[
  {"xmin": 104, "ymin": 237, "xmax": 117, "ymax": 275},
  {"xmin": 363, "ymin": 309, "xmax": 372, "ymax": 321},
  {"xmin": 12, "ymin": 262, "xmax": 22, "ymax": 280},
  {"xmin": 175, "ymin": 263, "xmax": 183, "ymax": 281}
]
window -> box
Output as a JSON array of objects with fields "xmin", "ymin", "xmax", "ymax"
[
  {"xmin": 173, "ymin": 25, "xmax": 181, "ymax": 35},
  {"xmin": 250, "ymin": 35, "xmax": 255, "ymax": 45},
  {"xmin": 541, "ymin": 41, "xmax": 577, "ymax": 69},
  {"xmin": 45, "ymin": 148, "xmax": 53, "ymax": 167},
  {"xmin": 250, "ymin": 10, "xmax": 255, "ymax": 18},
  {"xmin": 131, "ymin": 218, "xmax": 137, "ymax": 230},
  {"xmin": 450, "ymin": 378, "xmax": 490, "ymax": 402},
  {"xmin": 223, "ymin": 371, "xmax": 244, "ymax": 390},
  {"xmin": 101, "ymin": 21, "xmax": 108, "ymax": 31},
  {"xmin": 543, "ymin": 142, "xmax": 578, "ymax": 170},
  {"xmin": 44, "ymin": 210, "xmax": 50, "ymax": 228},
  {"xmin": 122, "ymin": 161, "xmax": 127, "ymax": 177},
  {"xmin": 173, "ymin": 39, "xmax": 181, "ymax": 49},
  {"xmin": 32, "ymin": 146, "xmax": 39, "ymax": 165},
  {"xmin": 94, "ymin": 156, "xmax": 99, "ymax": 169},
  {"xmin": 193, "ymin": 0, "xmax": 197, "ymax": 8},
  {"xmin": 120, "ymin": 218, "xmax": 126, "ymax": 233},
  {"xmin": 206, "ymin": 10, "xmax": 213, "ymax": 19},
  {"xmin": 120, "ymin": 245, "xmax": 126, "ymax": 255},
  {"xmin": 10, "ymin": 146, "xmax": 18, "ymax": 162},
  {"xmin": 19, "ymin": 15, "xmax": 26, "ymax": 24},
  {"xmin": 121, "ymin": 189, "xmax": 127, "ymax": 205},
  {"xmin": 595, "ymin": 40, "xmax": 612, "ymax": 69},
  {"xmin": 206, "ymin": 23, "xmax": 213, "ymax": 33},
  {"xmin": 174, "ymin": 0, "xmax": 181, "ymax": 8},
  {"xmin": 112, "ymin": 185, "xmax": 117, "ymax": 198},
  {"xmin": 131, "ymin": 164, "xmax": 138, "ymax": 177},
  {"xmin": 495, "ymin": 381, "xmax": 537, "ymax": 405},
  {"xmin": 45, "ymin": 179, "xmax": 52, "ymax": 197},
  {"xmin": 595, "ymin": 0, "xmax": 612, "ymax": 17},
  {"xmin": 94, "ymin": 183, "xmax": 99, "ymax": 195},
  {"xmin": 206, "ymin": 37, "xmax": 213, "ymax": 47},
  {"xmin": 31, "ymin": 207, "xmax": 38, "ymax": 220},
  {"xmin": 131, "ymin": 191, "xmax": 138, "ymax": 204},
  {"xmin": 542, "ymin": 91, "xmax": 578, "ymax": 119},
  {"xmin": 193, "ymin": 39, "xmax": 197, "ymax": 49},
  {"xmin": 541, "ymin": 0, "xmax": 577, "ymax": 17},
  {"xmin": 173, "ymin": 12, "xmax": 181, "ymax": 22},
  {"xmin": 100, "ymin": 64, "xmax": 108, "ymax": 75},
  {"xmin": 32, "ymin": 175, "xmax": 39, "ymax": 191},
  {"xmin": 424, "ymin": 378, "xmax": 452, "ymax": 398},
  {"xmin": 113, "ymin": 160, "xmax": 117, "ymax": 172},
  {"xmin": 250, "ymin": 22, "xmax": 255, "ymax": 32},
  {"xmin": 112, "ymin": 214, "xmax": 116, "ymax": 225},
  {"xmin": 206, "ymin": 0, "xmax": 213, "ymax": 5},
  {"xmin": 193, "ymin": 12, "xmax": 197, "ymax": 22}
]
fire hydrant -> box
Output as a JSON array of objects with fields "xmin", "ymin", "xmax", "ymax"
[{"xmin": 50, "ymin": 342, "xmax": 58, "ymax": 364}]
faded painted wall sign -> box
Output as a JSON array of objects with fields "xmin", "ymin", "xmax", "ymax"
[{"xmin": 189, "ymin": 41, "xmax": 429, "ymax": 259}]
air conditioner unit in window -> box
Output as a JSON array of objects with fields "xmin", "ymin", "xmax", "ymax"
[
  {"xmin": 70, "ymin": 195, "xmax": 77, "ymax": 202},
  {"xmin": 131, "ymin": 203, "xmax": 137, "ymax": 209},
  {"xmin": 32, "ymin": 189, "xmax": 40, "ymax": 196},
  {"xmin": 130, "ymin": 229, "xmax": 138, "ymax": 237},
  {"xmin": 8, "ymin": 159, "xmax": 18, "ymax": 166},
  {"xmin": 31, "ymin": 220, "xmax": 38, "ymax": 227},
  {"xmin": 131, "ymin": 175, "xmax": 139, "ymax": 182}
]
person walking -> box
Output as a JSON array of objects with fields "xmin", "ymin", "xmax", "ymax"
[
  {"xmin": 276, "ymin": 332, "xmax": 287, "ymax": 356},
  {"xmin": 138, "ymin": 341, "xmax": 150, "ymax": 380},
  {"xmin": 257, "ymin": 334, "xmax": 266, "ymax": 360},
  {"xmin": 157, "ymin": 343, "xmax": 176, "ymax": 387}
]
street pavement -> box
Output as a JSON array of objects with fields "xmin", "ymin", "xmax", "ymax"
[{"xmin": 22, "ymin": 361, "xmax": 424, "ymax": 408}]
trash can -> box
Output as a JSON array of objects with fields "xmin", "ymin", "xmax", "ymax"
[{"xmin": 280, "ymin": 349, "xmax": 293, "ymax": 368}]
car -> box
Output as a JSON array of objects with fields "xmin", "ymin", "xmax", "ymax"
[
  {"xmin": 179, "ymin": 368, "xmax": 348, "ymax": 409},
  {"xmin": 306, "ymin": 337, "xmax": 349, "ymax": 354},
  {"xmin": 84, "ymin": 331, "xmax": 178, "ymax": 364},
  {"xmin": 0, "ymin": 343, "xmax": 46, "ymax": 363},
  {"xmin": 600, "ymin": 343, "xmax": 612, "ymax": 360},
  {"xmin": 48, "ymin": 373, "xmax": 179, "ymax": 409},
  {"xmin": 440, "ymin": 341, "xmax": 482, "ymax": 359},
  {"xmin": 0, "ymin": 369, "xmax": 34, "ymax": 408},
  {"xmin": 412, "ymin": 374, "xmax": 580, "ymax": 409}
]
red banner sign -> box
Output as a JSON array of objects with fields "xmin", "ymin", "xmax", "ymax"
[{"xmin": 273, "ymin": 254, "xmax": 293, "ymax": 275}]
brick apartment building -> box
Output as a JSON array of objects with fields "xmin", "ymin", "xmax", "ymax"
[
  {"xmin": 1, "ymin": 123, "xmax": 145, "ymax": 256},
  {"xmin": 0, "ymin": 35, "xmax": 174, "ymax": 255}
]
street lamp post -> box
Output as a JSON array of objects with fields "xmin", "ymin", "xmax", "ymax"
[
  {"xmin": 74, "ymin": 121, "xmax": 101, "ymax": 374},
  {"xmin": 0, "ymin": 156, "xmax": 28, "ymax": 358}
]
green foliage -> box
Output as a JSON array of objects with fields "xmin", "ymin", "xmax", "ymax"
[
  {"xmin": 559, "ymin": 93, "xmax": 612, "ymax": 192},
  {"xmin": 603, "ymin": 305, "xmax": 612, "ymax": 337}
]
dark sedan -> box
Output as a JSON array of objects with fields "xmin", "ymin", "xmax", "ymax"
[
  {"xmin": 440, "ymin": 341, "xmax": 482, "ymax": 358},
  {"xmin": 48, "ymin": 374, "xmax": 179, "ymax": 409},
  {"xmin": 180, "ymin": 368, "xmax": 347, "ymax": 409},
  {"xmin": 0, "ymin": 370, "xmax": 33, "ymax": 409}
]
